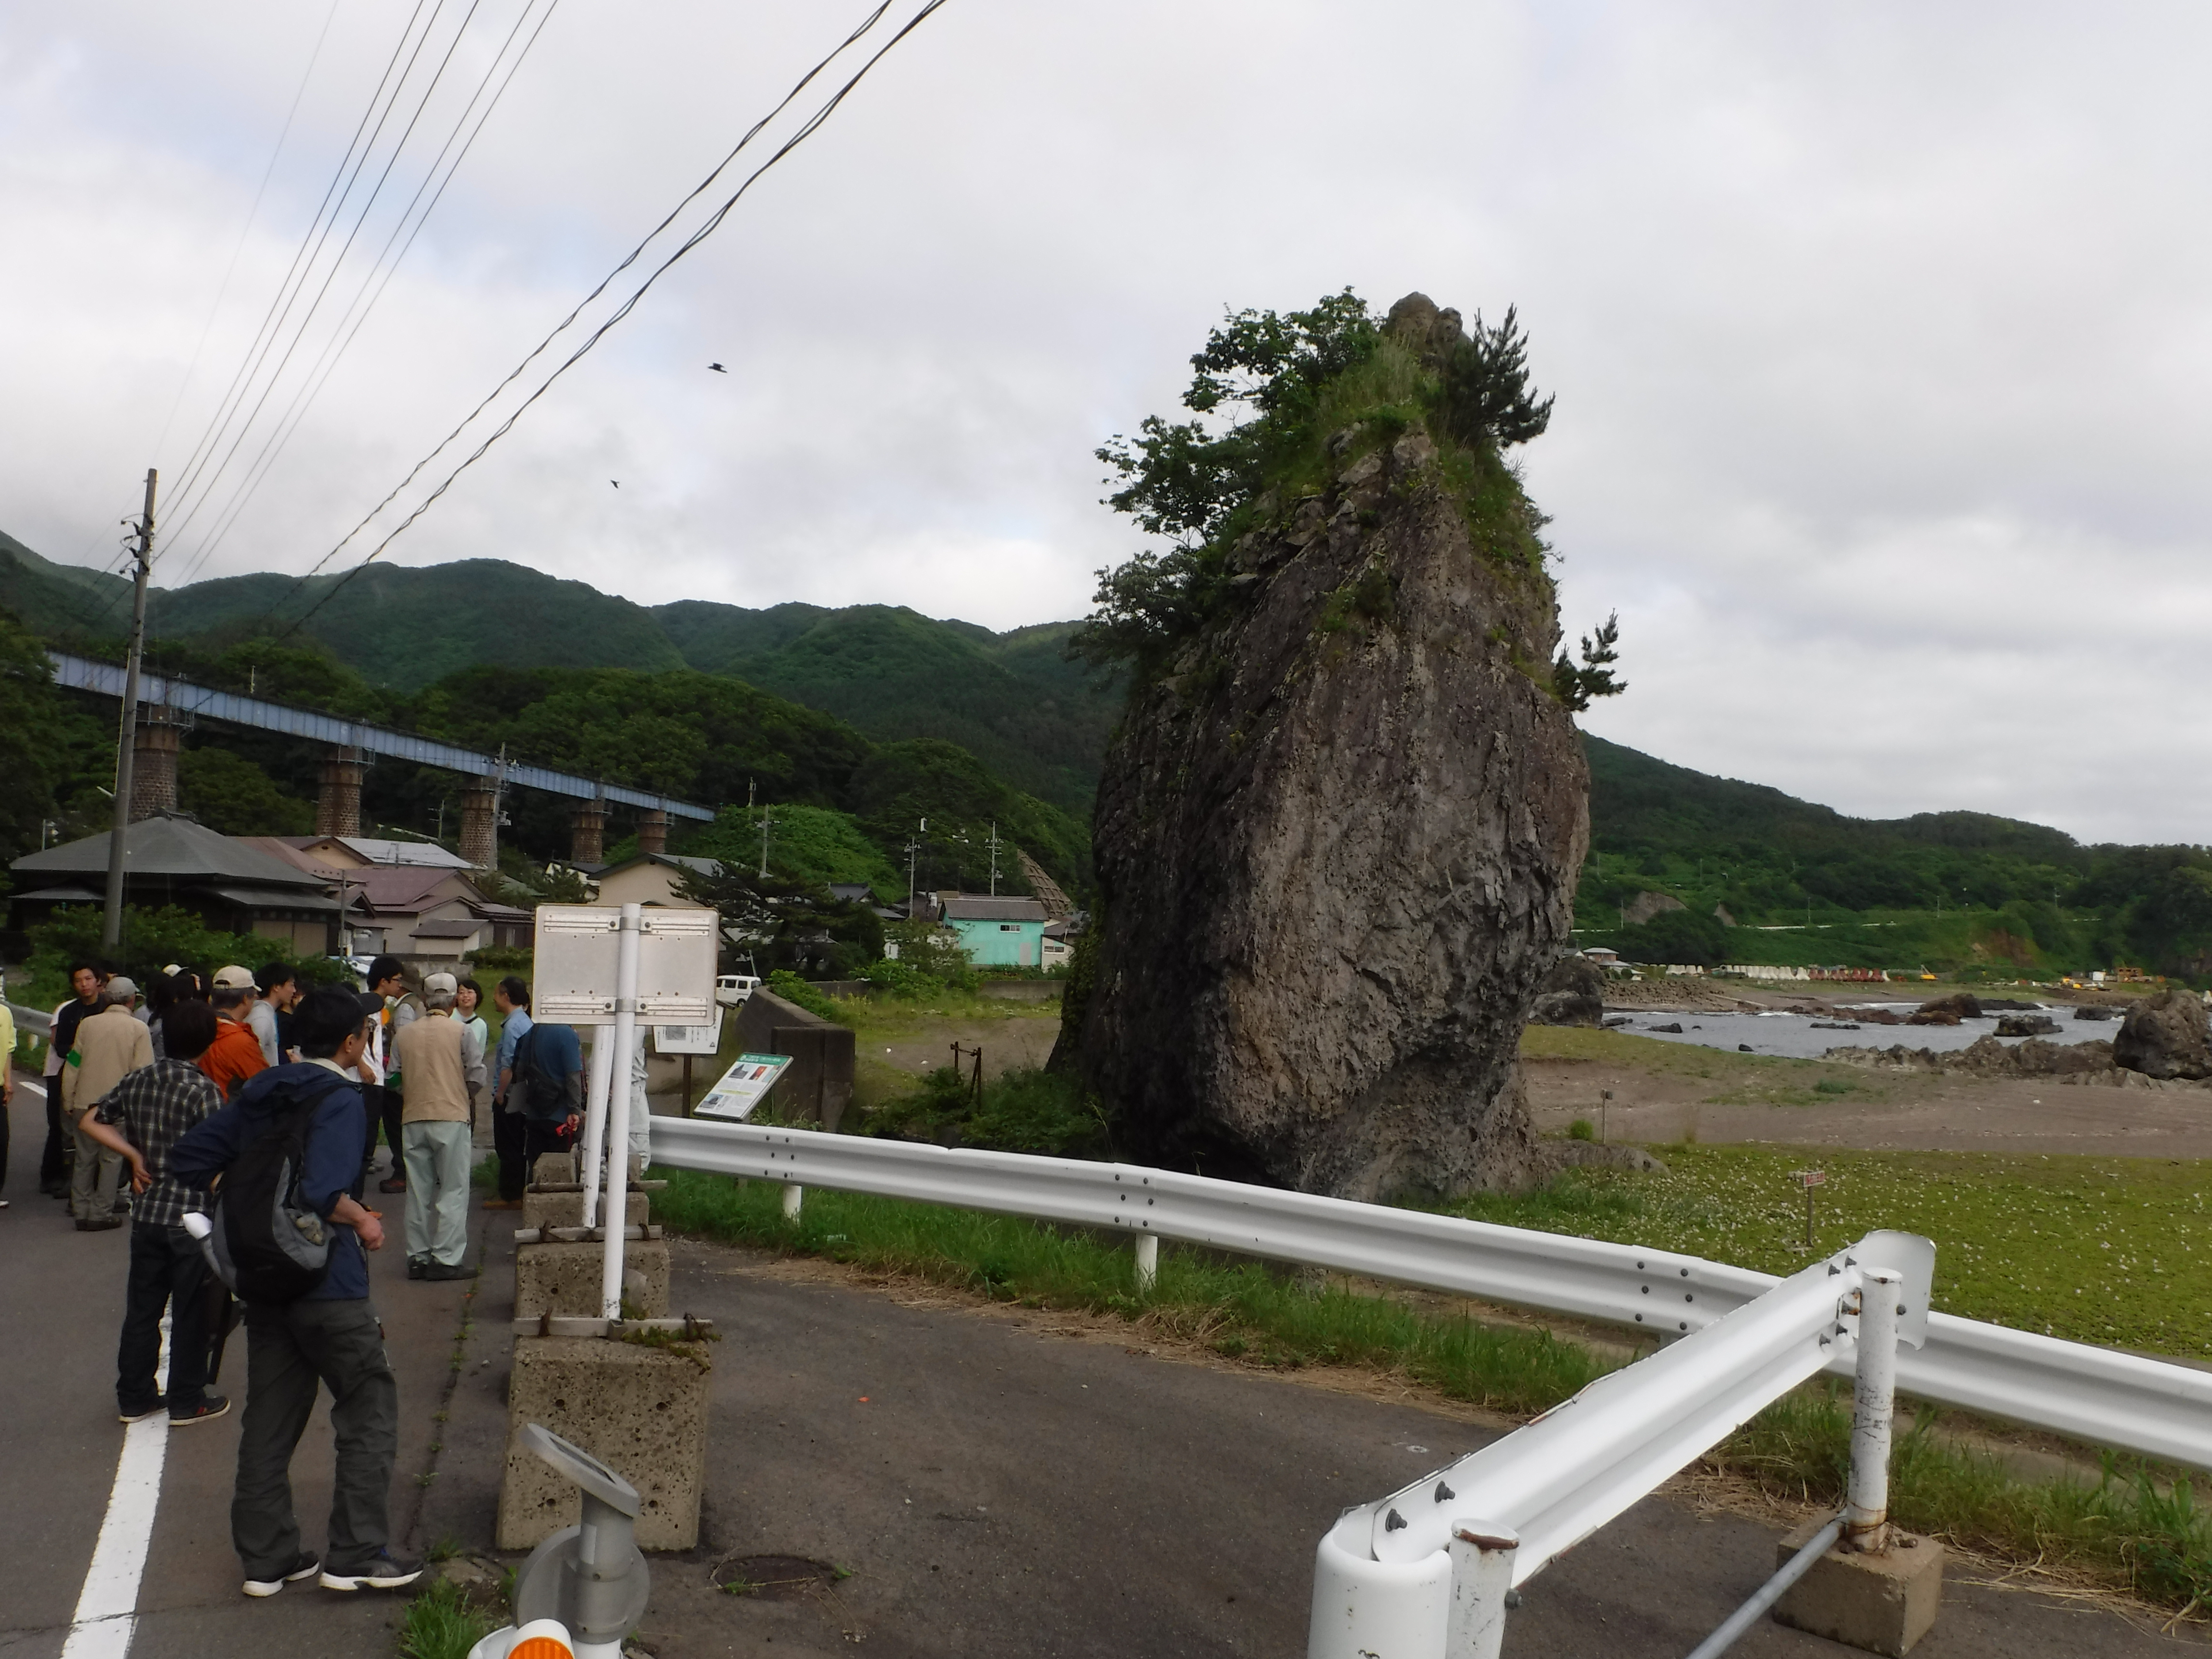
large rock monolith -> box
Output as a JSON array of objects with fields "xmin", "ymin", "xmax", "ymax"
[{"xmin": 1075, "ymin": 294, "xmax": 1590, "ymax": 1202}]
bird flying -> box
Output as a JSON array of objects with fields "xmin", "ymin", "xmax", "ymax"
[{"xmin": 709, "ymin": 362, "xmax": 727, "ymax": 373}]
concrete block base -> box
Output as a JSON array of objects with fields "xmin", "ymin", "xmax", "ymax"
[
  {"xmin": 498, "ymin": 1334, "xmax": 710, "ymax": 1550},
  {"xmin": 522, "ymin": 1189, "xmax": 651, "ymax": 1232},
  {"xmin": 515, "ymin": 1238, "xmax": 670, "ymax": 1320},
  {"xmin": 531, "ymin": 1153, "xmax": 577, "ymax": 1184},
  {"xmin": 1774, "ymin": 1519, "xmax": 1943, "ymax": 1656}
]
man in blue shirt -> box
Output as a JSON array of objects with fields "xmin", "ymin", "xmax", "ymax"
[
  {"xmin": 169, "ymin": 988, "xmax": 422, "ymax": 1599},
  {"xmin": 486, "ymin": 975, "xmax": 535, "ymax": 1207},
  {"xmin": 513, "ymin": 1015, "xmax": 584, "ymax": 1179}
]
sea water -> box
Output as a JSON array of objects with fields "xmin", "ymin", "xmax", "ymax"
[{"xmin": 1603, "ymin": 1004, "xmax": 2113, "ymax": 1061}]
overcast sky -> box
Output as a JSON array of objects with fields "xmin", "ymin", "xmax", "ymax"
[{"xmin": 3, "ymin": 1, "xmax": 2207, "ymax": 843}]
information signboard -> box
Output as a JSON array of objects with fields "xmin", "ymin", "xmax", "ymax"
[
  {"xmin": 653, "ymin": 1008, "xmax": 724, "ymax": 1057},
  {"xmin": 693, "ymin": 1053, "xmax": 794, "ymax": 1121},
  {"xmin": 531, "ymin": 905, "xmax": 717, "ymax": 1024}
]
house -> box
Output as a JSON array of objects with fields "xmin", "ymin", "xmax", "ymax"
[
  {"xmin": 339, "ymin": 864, "xmax": 531, "ymax": 963},
  {"xmin": 593, "ymin": 852, "xmax": 719, "ymax": 911},
  {"xmin": 940, "ymin": 895, "xmax": 1050, "ymax": 968},
  {"xmin": 8, "ymin": 814, "xmax": 344, "ymax": 954},
  {"xmin": 1041, "ymin": 918, "xmax": 1077, "ymax": 971},
  {"xmin": 278, "ymin": 835, "xmax": 473, "ymax": 871}
]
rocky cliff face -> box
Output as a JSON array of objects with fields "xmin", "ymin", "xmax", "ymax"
[{"xmin": 1075, "ymin": 295, "xmax": 1590, "ymax": 1201}]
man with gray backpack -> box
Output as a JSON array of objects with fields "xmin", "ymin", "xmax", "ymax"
[{"xmin": 169, "ymin": 987, "xmax": 422, "ymax": 1599}]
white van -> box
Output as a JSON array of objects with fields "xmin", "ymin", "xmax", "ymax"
[{"xmin": 715, "ymin": 974, "xmax": 761, "ymax": 1008}]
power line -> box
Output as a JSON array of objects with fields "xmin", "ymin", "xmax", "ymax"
[
  {"xmin": 162, "ymin": 0, "xmax": 439, "ymax": 520},
  {"xmin": 270, "ymin": 0, "xmax": 950, "ymax": 640},
  {"xmin": 167, "ymin": 0, "xmax": 562, "ymax": 588},
  {"xmin": 270, "ymin": 0, "xmax": 905, "ymax": 607},
  {"xmin": 159, "ymin": 0, "xmax": 482, "ymax": 555}
]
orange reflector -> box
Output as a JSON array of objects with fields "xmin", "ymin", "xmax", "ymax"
[{"xmin": 510, "ymin": 1639, "xmax": 574, "ymax": 1659}]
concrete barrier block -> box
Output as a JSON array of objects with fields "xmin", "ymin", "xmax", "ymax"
[
  {"xmin": 1773, "ymin": 1520, "xmax": 1943, "ymax": 1656},
  {"xmin": 515, "ymin": 1238, "xmax": 670, "ymax": 1319},
  {"xmin": 521, "ymin": 1190, "xmax": 652, "ymax": 1232},
  {"xmin": 498, "ymin": 1334, "xmax": 710, "ymax": 1550},
  {"xmin": 531, "ymin": 1152, "xmax": 577, "ymax": 1184}
]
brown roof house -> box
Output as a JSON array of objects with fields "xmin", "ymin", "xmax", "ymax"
[
  {"xmin": 9, "ymin": 814, "xmax": 345, "ymax": 955},
  {"xmin": 342, "ymin": 864, "xmax": 531, "ymax": 965}
]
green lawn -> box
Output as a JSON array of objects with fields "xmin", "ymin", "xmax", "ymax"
[{"xmin": 1450, "ymin": 1145, "xmax": 2212, "ymax": 1359}]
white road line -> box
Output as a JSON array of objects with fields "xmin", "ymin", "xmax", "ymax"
[{"xmin": 59, "ymin": 1309, "xmax": 171, "ymax": 1659}]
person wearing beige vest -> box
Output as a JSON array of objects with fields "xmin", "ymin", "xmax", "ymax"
[
  {"xmin": 62, "ymin": 979, "xmax": 153, "ymax": 1228},
  {"xmin": 390, "ymin": 974, "xmax": 485, "ymax": 1280}
]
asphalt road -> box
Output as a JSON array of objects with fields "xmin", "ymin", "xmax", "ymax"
[{"xmin": 2, "ymin": 1078, "xmax": 2201, "ymax": 1657}]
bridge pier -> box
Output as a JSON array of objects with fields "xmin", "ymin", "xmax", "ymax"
[
  {"xmin": 317, "ymin": 746, "xmax": 365, "ymax": 838},
  {"xmin": 129, "ymin": 711, "xmax": 181, "ymax": 821},
  {"xmin": 636, "ymin": 808, "xmax": 668, "ymax": 856},
  {"xmin": 570, "ymin": 801, "xmax": 607, "ymax": 866},
  {"xmin": 461, "ymin": 780, "xmax": 500, "ymax": 869}
]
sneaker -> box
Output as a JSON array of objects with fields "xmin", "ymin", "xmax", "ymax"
[
  {"xmin": 378, "ymin": 1176, "xmax": 408, "ymax": 1194},
  {"xmin": 170, "ymin": 1393, "xmax": 231, "ymax": 1427},
  {"xmin": 406, "ymin": 1257, "xmax": 427, "ymax": 1281},
  {"xmin": 76, "ymin": 1217, "xmax": 123, "ymax": 1232},
  {"xmin": 119, "ymin": 1398, "xmax": 167, "ymax": 1424},
  {"xmin": 243, "ymin": 1551, "xmax": 321, "ymax": 1598},
  {"xmin": 320, "ymin": 1548, "xmax": 421, "ymax": 1592},
  {"xmin": 423, "ymin": 1261, "xmax": 471, "ymax": 1281}
]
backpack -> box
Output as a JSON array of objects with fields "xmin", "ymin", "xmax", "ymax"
[
  {"xmin": 512, "ymin": 1026, "xmax": 570, "ymax": 1123},
  {"xmin": 205, "ymin": 1078, "xmax": 346, "ymax": 1303}
]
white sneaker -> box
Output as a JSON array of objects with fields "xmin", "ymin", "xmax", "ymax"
[{"xmin": 243, "ymin": 1552, "xmax": 320, "ymax": 1597}]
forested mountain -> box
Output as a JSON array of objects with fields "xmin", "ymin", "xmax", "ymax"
[
  {"xmin": 6, "ymin": 529, "xmax": 2207, "ymax": 977},
  {"xmin": 3, "ymin": 536, "xmax": 1113, "ymax": 815}
]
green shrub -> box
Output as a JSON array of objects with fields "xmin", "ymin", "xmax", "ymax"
[
  {"xmin": 1567, "ymin": 1118, "xmax": 1595, "ymax": 1142},
  {"xmin": 22, "ymin": 905, "xmax": 351, "ymax": 1006},
  {"xmin": 766, "ymin": 969, "xmax": 841, "ymax": 1021},
  {"xmin": 861, "ymin": 1064, "xmax": 1110, "ymax": 1158}
]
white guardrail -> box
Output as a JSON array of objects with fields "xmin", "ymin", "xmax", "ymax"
[
  {"xmin": 648, "ymin": 1117, "xmax": 2212, "ymax": 1472},
  {"xmin": 646, "ymin": 1116, "xmax": 2212, "ymax": 1656}
]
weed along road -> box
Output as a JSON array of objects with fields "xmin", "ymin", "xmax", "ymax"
[{"xmin": 0, "ymin": 1081, "xmax": 2195, "ymax": 1656}]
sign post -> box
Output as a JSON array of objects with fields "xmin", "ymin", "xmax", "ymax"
[
  {"xmin": 1793, "ymin": 1168, "xmax": 1827, "ymax": 1249},
  {"xmin": 530, "ymin": 903, "xmax": 716, "ymax": 1322}
]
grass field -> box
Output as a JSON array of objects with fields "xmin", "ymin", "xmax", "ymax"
[{"xmin": 1450, "ymin": 1144, "xmax": 2212, "ymax": 1359}]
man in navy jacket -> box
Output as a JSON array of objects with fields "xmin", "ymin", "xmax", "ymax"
[{"xmin": 169, "ymin": 988, "xmax": 423, "ymax": 1599}]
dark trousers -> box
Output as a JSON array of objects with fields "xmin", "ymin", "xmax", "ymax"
[
  {"xmin": 522, "ymin": 1118, "xmax": 573, "ymax": 1182},
  {"xmin": 120, "ymin": 1221, "xmax": 212, "ymax": 1415},
  {"xmin": 493, "ymin": 1106, "xmax": 528, "ymax": 1201},
  {"xmin": 234, "ymin": 1297, "xmax": 397, "ymax": 1579},
  {"xmin": 41, "ymin": 1084, "xmax": 69, "ymax": 1190},
  {"xmin": 361, "ymin": 1086, "xmax": 405, "ymax": 1174}
]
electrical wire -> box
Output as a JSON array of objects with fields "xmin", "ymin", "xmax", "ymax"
[
  {"xmin": 159, "ymin": 0, "xmax": 480, "ymax": 556},
  {"xmin": 161, "ymin": 0, "xmax": 439, "ymax": 520},
  {"xmin": 264, "ymin": 0, "xmax": 907, "ymax": 613},
  {"xmin": 280, "ymin": 0, "xmax": 952, "ymax": 629},
  {"xmin": 166, "ymin": 0, "xmax": 561, "ymax": 588}
]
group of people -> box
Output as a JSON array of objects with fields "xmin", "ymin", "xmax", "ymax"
[{"xmin": 4, "ymin": 951, "xmax": 601, "ymax": 1600}]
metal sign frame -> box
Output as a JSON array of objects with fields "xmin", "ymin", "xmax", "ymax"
[{"xmin": 531, "ymin": 904, "xmax": 718, "ymax": 1024}]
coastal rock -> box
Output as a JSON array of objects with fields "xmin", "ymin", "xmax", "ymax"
[
  {"xmin": 1648, "ymin": 1022, "xmax": 1684, "ymax": 1034},
  {"xmin": 1853, "ymin": 1007, "xmax": 1904, "ymax": 1025},
  {"xmin": 2113, "ymin": 990, "xmax": 2212, "ymax": 1081},
  {"xmin": 1823, "ymin": 1037, "xmax": 2115, "ymax": 1078},
  {"xmin": 1530, "ymin": 954, "xmax": 1607, "ymax": 1028},
  {"xmin": 1995, "ymin": 1014, "xmax": 2061, "ymax": 1037},
  {"xmin": 2073, "ymin": 1005, "xmax": 2117, "ymax": 1022},
  {"xmin": 1910, "ymin": 993, "xmax": 1982, "ymax": 1023},
  {"xmin": 1077, "ymin": 294, "xmax": 1588, "ymax": 1202}
]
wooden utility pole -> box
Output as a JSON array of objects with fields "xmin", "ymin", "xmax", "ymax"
[{"xmin": 100, "ymin": 469, "xmax": 158, "ymax": 950}]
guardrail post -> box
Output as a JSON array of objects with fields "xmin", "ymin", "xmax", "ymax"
[
  {"xmin": 1845, "ymin": 1269, "xmax": 1899, "ymax": 1552},
  {"xmin": 781, "ymin": 1183, "xmax": 803, "ymax": 1221},
  {"xmin": 1134, "ymin": 1234, "xmax": 1158, "ymax": 1293},
  {"xmin": 1445, "ymin": 1522, "xmax": 1517, "ymax": 1659}
]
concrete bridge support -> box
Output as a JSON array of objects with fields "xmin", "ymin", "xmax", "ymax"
[
  {"xmin": 570, "ymin": 801, "xmax": 607, "ymax": 866},
  {"xmin": 129, "ymin": 712, "xmax": 181, "ymax": 822},
  {"xmin": 460, "ymin": 780, "xmax": 501, "ymax": 869},
  {"xmin": 317, "ymin": 747, "xmax": 365, "ymax": 838},
  {"xmin": 637, "ymin": 808, "xmax": 669, "ymax": 856}
]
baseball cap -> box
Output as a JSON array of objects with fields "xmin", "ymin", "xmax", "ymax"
[
  {"xmin": 106, "ymin": 975, "xmax": 139, "ymax": 1000},
  {"xmin": 423, "ymin": 971, "xmax": 458, "ymax": 996},
  {"xmin": 212, "ymin": 964, "xmax": 256, "ymax": 990},
  {"xmin": 161, "ymin": 963, "xmax": 184, "ymax": 976}
]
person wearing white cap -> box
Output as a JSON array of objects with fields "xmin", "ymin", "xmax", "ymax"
[
  {"xmin": 389, "ymin": 973, "xmax": 485, "ymax": 1280},
  {"xmin": 61, "ymin": 978, "xmax": 151, "ymax": 1228}
]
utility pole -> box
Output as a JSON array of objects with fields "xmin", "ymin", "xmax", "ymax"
[
  {"xmin": 905, "ymin": 817, "xmax": 927, "ymax": 917},
  {"xmin": 986, "ymin": 820, "xmax": 1001, "ymax": 897},
  {"xmin": 757, "ymin": 804, "xmax": 774, "ymax": 878},
  {"xmin": 101, "ymin": 469, "xmax": 158, "ymax": 951}
]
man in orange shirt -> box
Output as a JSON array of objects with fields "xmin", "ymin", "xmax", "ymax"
[{"xmin": 198, "ymin": 984, "xmax": 268, "ymax": 1100}]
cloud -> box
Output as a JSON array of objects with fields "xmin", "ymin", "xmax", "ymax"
[{"xmin": 1, "ymin": 0, "xmax": 2208, "ymax": 839}]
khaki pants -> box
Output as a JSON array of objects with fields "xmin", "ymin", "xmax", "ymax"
[
  {"xmin": 402, "ymin": 1121, "xmax": 472, "ymax": 1267},
  {"xmin": 68, "ymin": 1106, "xmax": 123, "ymax": 1223}
]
